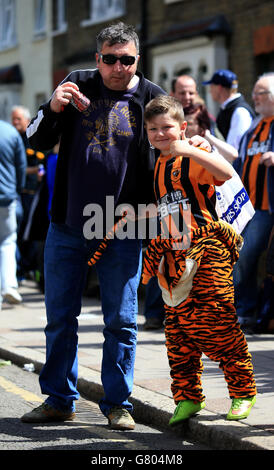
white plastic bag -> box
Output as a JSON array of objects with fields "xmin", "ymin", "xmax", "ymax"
[{"xmin": 215, "ymin": 170, "xmax": 255, "ymax": 234}]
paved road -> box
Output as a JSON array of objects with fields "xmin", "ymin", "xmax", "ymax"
[{"xmin": 0, "ymin": 360, "xmax": 210, "ymax": 458}]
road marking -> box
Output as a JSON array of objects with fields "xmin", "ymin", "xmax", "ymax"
[{"xmin": 0, "ymin": 376, "xmax": 43, "ymax": 403}]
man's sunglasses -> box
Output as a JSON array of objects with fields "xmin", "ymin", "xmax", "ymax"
[{"xmin": 99, "ymin": 54, "xmax": 137, "ymax": 66}]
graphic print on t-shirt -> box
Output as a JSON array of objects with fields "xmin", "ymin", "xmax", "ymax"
[
  {"xmin": 65, "ymin": 83, "xmax": 141, "ymax": 232},
  {"xmin": 82, "ymin": 97, "xmax": 137, "ymax": 154}
]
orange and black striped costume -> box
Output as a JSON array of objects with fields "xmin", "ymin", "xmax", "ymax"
[
  {"xmin": 142, "ymin": 152, "xmax": 256, "ymax": 403},
  {"xmin": 87, "ymin": 213, "xmax": 128, "ymax": 266},
  {"xmin": 242, "ymin": 117, "xmax": 274, "ymax": 210}
]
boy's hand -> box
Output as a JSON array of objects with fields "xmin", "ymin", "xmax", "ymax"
[{"xmin": 170, "ymin": 139, "xmax": 191, "ymax": 157}]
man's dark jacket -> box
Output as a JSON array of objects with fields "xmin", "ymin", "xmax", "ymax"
[{"xmin": 27, "ymin": 69, "xmax": 165, "ymax": 223}]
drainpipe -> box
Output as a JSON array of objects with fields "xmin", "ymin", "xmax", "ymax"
[{"xmin": 140, "ymin": 0, "xmax": 148, "ymax": 76}]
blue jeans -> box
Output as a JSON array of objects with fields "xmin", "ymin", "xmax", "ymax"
[
  {"xmin": 233, "ymin": 210, "xmax": 274, "ymax": 323},
  {"xmin": 0, "ymin": 201, "xmax": 18, "ymax": 301},
  {"xmin": 40, "ymin": 223, "xmax": 142, "ymax": 416}
]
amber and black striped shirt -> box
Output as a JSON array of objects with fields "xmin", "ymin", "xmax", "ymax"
[
  {"xmin": 241, "ymin": 117, "xmax": 274, "ymax": 211},
  {"xmin": 154, "ymin": 153, "xmax": 220, "ymax": 241}
]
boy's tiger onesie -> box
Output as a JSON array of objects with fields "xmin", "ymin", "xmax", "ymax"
[{"xmin": 142, "ymin": 152, "xmax": 256, "ymax": 404}]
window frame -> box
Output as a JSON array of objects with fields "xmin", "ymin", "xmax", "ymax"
[
  {"xmin": 33, "ymin": 0, "xmax": 46, "ymax": 37},
  {"xmin": 52, "ymin": 0, "xmax": 67, "ymax": 35},
  {"xmin": 81, "ymin": 0, "xmax": 126, "ymax": 27},
  {"xmin": 0, "ymin": 0, "xmax": 17, "ymax": 51}
]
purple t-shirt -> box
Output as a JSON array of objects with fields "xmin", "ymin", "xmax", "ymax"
[{"xmin": 66, "ymin": 80, "xmax": 140, "ymax": 233}]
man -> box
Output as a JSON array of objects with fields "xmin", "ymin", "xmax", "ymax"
[
  {"xmin": 11, "ymin": 106, "xmax": 45, "ymax": 279},
  {"xmin": 0, "ymin": 119, "xmax": 26, "ymax": 307},
  {"xmin": 21, "ymin": 22, "xmax": 166, "ymax": 430},
  {"xmin": 170, "ymin": 74, "xmax": 199, "ymax": 108},
  {"xmin": 203, "ymin": 69, "xmax": 255, "ymax": 150},
  {"xmin": 233, "ymin": 72, "xmax": 274, "ymax": 328},
  {"xmin": 171, "ymin": 74, "xmax": 217, "ymax": 136}
]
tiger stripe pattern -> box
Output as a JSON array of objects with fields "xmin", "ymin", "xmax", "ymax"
[
  {"xmin": 87, "ymin": 213, "xmax": 128, "ymax": 266},
  {"xmin": 142, "ymin": 220, "xmax": 256, "ymax": 403}
]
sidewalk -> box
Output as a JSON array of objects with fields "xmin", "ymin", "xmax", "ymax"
[{"xmin": 0, "ymin": 279, "xmax": 274, "ymax": 450}]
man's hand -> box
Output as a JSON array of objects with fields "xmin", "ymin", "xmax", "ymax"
[
  {"xmin": 50, "ymin": 82, "xmax": 80, "ymax": 113},
  {"xmin": 260, "ymin": 151, "xmax": 274, "ymax": 167},
  {"xmin": 188, "ymin": 134, "xmax": 211, "ymax": 152}
]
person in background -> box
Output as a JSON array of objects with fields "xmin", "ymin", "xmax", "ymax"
[
  {"xmin": 170, "ymin": 75, "xmax": 199, "ymax": 108},
  {"xmin": 184, "ymin": 103, "xmax": 238, "ymax": 163},
  {"xmin": 143, "ymin": 259, "xmax": 165, "ymax": 330},
  {"xmin": 254, "ymin": 227, "xmax": 274, "ymax": 333},
  {"xmin": 171, "ymin": 75, "xmax": 218, "ymax": 137},
  {"xmin": 11, "ymin": 106, "xmax": 45, "ymax": 280},
  {"xmin": 233, "ymin": 72, "xmax": 274, "ymax": 330},
  {"xmin": 202, "ymin": 69, "xmax": 255, "ymax": 150},
  {"xmin": 0, "ymin": 119, "xmax": 26, "ymax": 307},
  {"xmin": 22, "ymin": 142, "xmax": 60, "ymax": 293}
]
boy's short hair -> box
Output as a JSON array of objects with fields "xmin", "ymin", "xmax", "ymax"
[{"xmin": 144, "ymin": 95, "xmax": 185, "ymax": 124}]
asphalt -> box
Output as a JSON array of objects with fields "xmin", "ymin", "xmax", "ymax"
[{"xmin": 0, "ymin": 279, "xmax": 274, "ymax": 451}]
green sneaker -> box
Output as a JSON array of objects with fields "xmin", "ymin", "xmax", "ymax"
[
  {"xmin": 169, "ymin": 400, "xmax": 206, "ymax": 426},
  {"xmin": 226, "ymin": 396, "xmax": 256, "ymax": 420}
]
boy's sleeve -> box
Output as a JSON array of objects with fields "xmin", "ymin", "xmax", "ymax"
[{"xmin": 193, "ymin": 149, "xmax": 230, "ymax": 186}]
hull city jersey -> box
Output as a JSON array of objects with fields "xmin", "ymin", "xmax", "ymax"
[
  {"xmin": 241, "ymin": 117, "xmax": 274, "ymax": 211},
  {"xmin": 154, "ymin": 152, "xmax": 220, "ymax": 243}
]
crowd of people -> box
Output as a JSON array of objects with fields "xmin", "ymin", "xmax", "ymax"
[
  {"xmin": 0, "ymin": 21, "xmax": 273, "ymax": 430},
  {"xmin": 0, "ymin": 106, "xmax": 59, "ymax": 304}
]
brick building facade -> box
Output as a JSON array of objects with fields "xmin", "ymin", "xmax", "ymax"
[
  {"xmin": 0, "ymin": 1, "xmax": 273, "ymax": 119},
  {"xmin": 52, "ymin": 0, "xmax": 274, "ymax": 115}
]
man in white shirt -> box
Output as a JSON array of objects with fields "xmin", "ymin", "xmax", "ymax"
[{"xmin": 203, "ymin": 69, "xmax": 255, "ymax": 150}]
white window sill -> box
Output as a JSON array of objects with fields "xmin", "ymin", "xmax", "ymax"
[
  {"xmin": 32, "ymin": 31, "xmax": 47, "ymax": 41},
  {"xmin": 52, "ymin": 25, "xmax": 68, "ymax": 37},
  {"xmin": 81, "ymin": 12, "xmax": 124, "ymax": 27},
  {"xmin": 0, "ymin": 41, "xmax": 18, "ymax": 52}
]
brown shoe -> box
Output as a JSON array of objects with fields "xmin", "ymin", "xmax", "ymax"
[
  {"xmin": 21, "ymin": 402, "xmax": 76, "ymax": 423},
  {"xmin": 107, "ymin": 406, "xmax": 135, "ymax": 430}
]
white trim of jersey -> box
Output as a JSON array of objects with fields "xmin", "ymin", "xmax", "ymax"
[{"xmin": 26, "ymin": 109, "xmax": 44, "ymax": 138}]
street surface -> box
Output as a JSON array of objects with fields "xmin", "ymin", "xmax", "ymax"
[{"xmin": 0, "ymin": 359, "xmax": 211, "ymax": 459}]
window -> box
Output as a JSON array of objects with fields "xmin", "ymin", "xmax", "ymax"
[
  {"xmin": 150, "ymin": 36, "xmax": 228, "ymax": 117},
  {"xmin": 34, "ymin": 0, "xmax": 46, "ymax": 36},
  {"xmin": 52, "ymin": 0, "xmax": 67, "ymax": 34},
  {"xmin": 0, "ymin": 0, "xmax": 16, "ymax": 50},
  {"xmin": 82, "ymin": 0, "xmax": 125, "ymax": 26},
  {"xmin": 0, "ymin": 88, "xmax": 20, "ymax": 121}
]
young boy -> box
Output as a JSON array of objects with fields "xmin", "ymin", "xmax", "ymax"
[{"xmin": 142, "ymin": 95, "xmax": 256, "ymax": 425}]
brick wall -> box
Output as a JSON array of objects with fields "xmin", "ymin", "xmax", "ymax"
[{"xmin": 52, "ymin": 0, "xmax": 274, "ymax": 103}]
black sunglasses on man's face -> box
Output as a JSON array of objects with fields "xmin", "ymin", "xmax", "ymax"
[{"xmin": 99, "ymin": 54, "xmax": 137, "ymax": 66}]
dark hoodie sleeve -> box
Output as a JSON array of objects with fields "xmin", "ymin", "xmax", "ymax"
[
  {"xmin": 26, "ymin": 101, "xmax": 63, "ymax": 151},
  {"xmin": 26, "ymin": 71, "xmax": 79, "ymax": 151}
]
